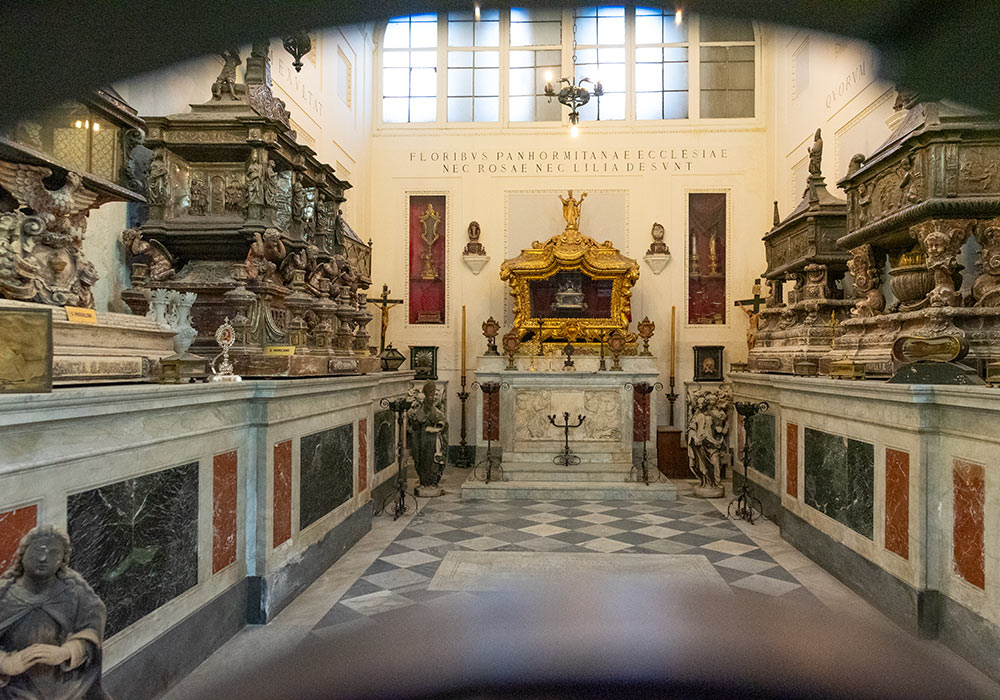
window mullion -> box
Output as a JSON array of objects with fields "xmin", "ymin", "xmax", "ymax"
[
  {"xmin": 626, "ymin": 5, "xmax": 635, "ymax": 122},
  {"xmin": 437, "ymin": 14, "xmax": 447, "ymax": 124},
  {"xmin": 500, "ymin": 7, "xmax": 510, "ymax": 125},
  {"xmin": 689, "ymin": 13, "xmax": 700, "ymax": 120}
]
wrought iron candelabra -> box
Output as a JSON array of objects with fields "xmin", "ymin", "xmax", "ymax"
[
  {"xmin": 728, "ymin": 400, "xmax": 770, "ymax": 523},
  {"xmin": 549, "ymin": 411, "xmax": 586, "ymax": 466},
  {"xmin": 626, "ymin": 381, "xmax": 664, "ymax": 485},
  {"xmin": 472, "ymin": 381, "xmax": 509, "ymax": 483},
  {"xmin": 544, "ymin": 76, "xmax": 604, "ymax": 126},
  {"xmin": 375, "ymin": 396, "xmax": 418, "ymax": 520},
  {"xmin": 454, "ymin": 375, "xmax": 472, "ymax": 468}
]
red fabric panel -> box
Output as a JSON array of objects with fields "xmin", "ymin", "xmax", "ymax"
[
  {"xmin": 688, "ymin": 192, "xmax": 727, "ymax": 325},
  {"xmin": 409, "ymin": 195, "xmax": 447, "ymax": 324}
]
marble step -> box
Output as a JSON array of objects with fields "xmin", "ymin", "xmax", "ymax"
[
  {"xmin": 461, "ymin": 477, "xmax": 677, "ymax": 501},
  {"xmin": 500, "ymin": 468, "xmax": 635, "ymax": 482},
  {"xmin": 501, "ymin": 451, "xmax": 633, "ymax": 466}
]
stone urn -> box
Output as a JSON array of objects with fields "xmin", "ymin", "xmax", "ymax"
[
  {"xmin": 888, "ymin": 264, "xmax": 934, "ymax": 310},
  {"xmin": 171, "ymin": 292, "xmax": 199, "ymax": 354}
]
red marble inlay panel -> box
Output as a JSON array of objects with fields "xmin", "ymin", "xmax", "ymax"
[
  {"xmin": 273, "ymin": 439, "xmax": 293, "ymax": 548},
  {"xmin": 632, "ymin": 387, "xmax": 651, "ymax": 442},
  {"xmin": 212, "ymin": 450, "xmax": 239, "ymax": 574},
  {"xmin": 884, "ymin": 448, "xmax": 909, "ymax": 560},
  {"xmin": 358, "ymin": 418, "xmax": 368, "ymax": 493},
  {"xmin": 786, "ymin": 423, "xmax": 799, "ymax": 498},
  {"xmin": 483, "ymin": 389, "xmax": 500, "ymax": 441},
  {"xmin": 0, "ymin": 505, "xmax": 38, "ymax": 574},
  {"xmin": 953, "ymin": 459, "xmax": 986, "ymax": 589}
]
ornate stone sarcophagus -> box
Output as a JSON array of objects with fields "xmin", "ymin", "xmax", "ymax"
[
  {"xmin": 121, "ymin": 44, "xmax": 376, "ymax": 376},
  {"xmin": 829, "ymin": 94, "xmax": 1000, "ymax": 376},
  {"xmin": 749, "ymin": 129, "xmax": 854, "ymax": 375}
]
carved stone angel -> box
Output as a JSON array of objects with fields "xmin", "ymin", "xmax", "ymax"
[
  {"xmin": 122, "ymin": 228, "xmax": 175, "ymax": 283},
  {"xmin": 212, "ymin": 48, "xmax": 241, "ymax": 101},
  {"xmin": 245, "ymin": 229, "xmax": 285, "ymax": 284}
]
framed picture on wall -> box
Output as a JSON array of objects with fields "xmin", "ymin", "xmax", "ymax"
[
  {"xmin": 409, "ymin": 345, "xmax": 438, "ymax": 380},
  {"xmin": 693, "ymin": 345, "xmax": 724, "ymax": 382}
]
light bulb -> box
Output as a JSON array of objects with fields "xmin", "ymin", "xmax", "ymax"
[
  {"xmin": 74, "ymin": 120, "xmax": 83, "ymax": 128},
  {"xmin": 570, "ymin": 124, "xmax": 579, "ymax": 138},
  {"xmin": 474, "ymin": 3, "xmax": 481, "ymax": 21},
  {"xmin": 92, "ymin": 122, "xmax": 101, "ymax": 132},
  {"xmin": 675, "ymin": 8, "xmax": 683, "ymax": 25},
  {"xmin": 544, "ymin": 70, "xmax": 553, "ymax": 84}
]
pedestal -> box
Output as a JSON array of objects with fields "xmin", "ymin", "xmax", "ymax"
[
  {"xmin": 656, "ymin": 427, "xmax": 688, "ymax": 478},
  {"xmin": 1, "ymin": 299, "xmax": 176, "ymax": 384},
  {"xmin": 463, "ymin": 354, "xmax": 676, "ymax": 501}
]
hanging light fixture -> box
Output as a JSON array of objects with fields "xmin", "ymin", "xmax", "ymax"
[
  {"xmin": 543, "ymin": 13, "xmax": 603, "ymax": 135},
  {"xmin": 281, "ymin": 31, "xmax": 312, "ymax": 73}
]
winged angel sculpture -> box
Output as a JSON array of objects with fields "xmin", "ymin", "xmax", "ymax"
[{"xmin": 0, "ymin": 162, "xmax": 105, "ymax": 307}]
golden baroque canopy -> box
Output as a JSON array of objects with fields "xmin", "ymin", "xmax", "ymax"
[{"xmin": 500, "ymin": 191, "xmax": 639, "ymax": 346}]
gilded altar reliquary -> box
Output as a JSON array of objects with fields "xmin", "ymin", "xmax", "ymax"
[{"xmin": 500, "ymin": 192, "xmax": 639, "ymax": 349}]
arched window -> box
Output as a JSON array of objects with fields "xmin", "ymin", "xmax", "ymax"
[{"xmin": 378, "ymin": 8, "xmax": 757, "ymax": 125}]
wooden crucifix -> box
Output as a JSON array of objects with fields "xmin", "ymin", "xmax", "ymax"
[
  {"xmin": 734, "ymin": 278, "xmax": 766, "ymax": 351},
  {"xmin": 734, "ymin": 278, "xmax": 766, "ymax": 314},
  {"xmin": 368, "ymin": 283, "xmax": 404, "ymax": 353}
]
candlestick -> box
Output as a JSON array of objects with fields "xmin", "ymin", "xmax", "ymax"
[
  {"xmin": 670, "ymin": 305, "xmax": 676, "ymax": 378},
  {"xmin": 667, "ymin": 306, "xmax": 678, "ymax": 426},
  {"xmin": 461, "ymin": 305, "xmax": 467, "ymax": 378}
]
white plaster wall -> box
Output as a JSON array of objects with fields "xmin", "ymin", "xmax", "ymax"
[
  {"xmin": 369, "ymin": 127, "xmax": 771, "ymax": 444},
  {"xmin": 768, "ymin": 28, "xmax": 896, "ymax": 217}
]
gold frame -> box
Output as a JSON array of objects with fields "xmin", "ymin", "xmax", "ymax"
[{"xmin": 500, "ymin": 218, "xmax": 639, "ymax": 348}]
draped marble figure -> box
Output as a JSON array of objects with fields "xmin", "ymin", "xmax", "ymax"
[{"xmin": 0, "ymin": 526, "xmax": 110, "ymax": 699}]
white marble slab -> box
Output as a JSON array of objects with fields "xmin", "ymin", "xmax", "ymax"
[{"xmin": 428, "ymin": 551, "xmax": 728, "ymax": 592}]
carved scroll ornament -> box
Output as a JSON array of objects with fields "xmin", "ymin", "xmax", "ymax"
[{"xmin": 847, "ymin": 244, "xmax": 885, "ymax": 318}]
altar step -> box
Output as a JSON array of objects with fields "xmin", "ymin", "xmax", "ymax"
[
  {"xmin": 500, "ymin": 468, "xmax": 634, "ymax": 482},
  {"xmin": 500, "ymin": 451, "xmax": 633, "ymax": 466},
  {"xmin": 461, "ymin": 474, "xmax": 677, "ymax": 501}
]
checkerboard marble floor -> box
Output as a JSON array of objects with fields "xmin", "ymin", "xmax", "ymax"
[
  {"xmin": 162, "ymin": 467, "xmax": 1000, "ymax": 699},
  {"xmin": 313, "ymin": 475, "xmax": 815, "ymax": 635}
]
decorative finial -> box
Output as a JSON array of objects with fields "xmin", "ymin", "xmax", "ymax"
[{"xmin": 772, "ymin": 201, "xmax": 780, "ymax": 226}]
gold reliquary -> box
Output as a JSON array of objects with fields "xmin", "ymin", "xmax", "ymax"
[{"xmin": 500, "ymin": 191, "xmax": 639, "ymax": 349}]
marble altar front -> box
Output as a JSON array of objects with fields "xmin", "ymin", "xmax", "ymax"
[{"xmin": 463, "ymin": 354, "xmax": 676, "ymax": 500}]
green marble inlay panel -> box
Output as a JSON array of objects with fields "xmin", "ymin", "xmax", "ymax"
[
  {"xmin": 374, "ymin": 408, "xmax": 396, "ymax": 473},
  {"xmin": 803, "ymin": 428, "xmax": 874, "ymax": 539},
  {"xmin": 68, "ymin": 461, "xmax": 199, "ymax": 636},
  {"xmin": 745, "ymin": 412, "xmax": 775, "ymax": 479},
  {"xmin": 300, "ymin": 423, "xmax": 354, "ymax": 530}
]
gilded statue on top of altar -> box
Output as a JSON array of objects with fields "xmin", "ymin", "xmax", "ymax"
[{"xmin": 500, "ymin": 191, "xmax": 639, "ymax": 350}]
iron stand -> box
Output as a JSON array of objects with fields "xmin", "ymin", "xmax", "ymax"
[
  {"xmin": 626, "ymin": 381, "xmax": 665, "ymax": 485},
  {"xmin": 727, "ymin": 400, "xmax": 770, "ymax": 523},
  {"xmin": 454, "ymin": 375, "xmax": 472, "ymax": 467},
  {"xmin": 375, "ymin": 396, "xmax": 418, "ymax": 520},
  {"xmin": 549, "ymin": 411, "xmax": 585, "ymax": 466}
]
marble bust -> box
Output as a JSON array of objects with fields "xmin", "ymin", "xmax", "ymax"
[{"xmin": 0, "ymin": 526, "xmax": 110, "ymax": 699}]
